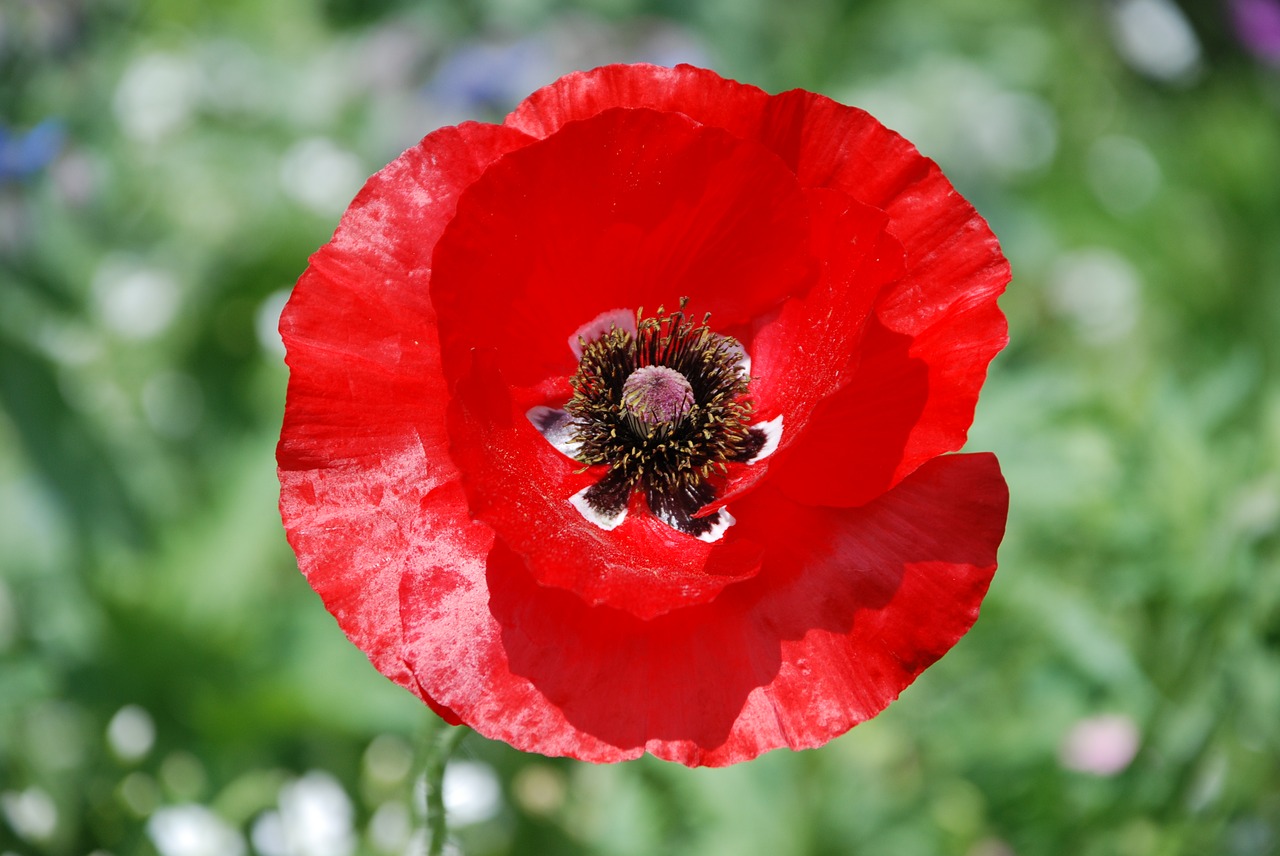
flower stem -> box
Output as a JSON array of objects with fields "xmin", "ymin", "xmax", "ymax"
[{"xmin": 414, "ymin": 715, "xmax": 469, "ymax": 856}]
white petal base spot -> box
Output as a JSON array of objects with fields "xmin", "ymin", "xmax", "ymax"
[
  {"xmin": 526, "ymin": 406, "xmax": 582, "ymax": 459},
  {"xmin": 569, "ymin": 308, "xmax": 637, "ymax": 359},
  {"xmin": 569, "ymin": 484, "xmax": 628, "ymax": 531},
  {"xmin": 748, "ymin": 415, "xmax": 783, "ymax": 463},
  {"xmin": 693, "ymin": 507, "xmax": 735, "ymax": 543}
]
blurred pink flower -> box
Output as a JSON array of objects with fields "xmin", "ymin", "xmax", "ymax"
[{"xmin": 1059, "ymin": 714, "xmax": 1140, "ymax": 776}]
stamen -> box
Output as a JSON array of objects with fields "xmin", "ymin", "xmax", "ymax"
[{"xmin": 556, "ymin": 300, "xmax": 764, "ymax": 538}]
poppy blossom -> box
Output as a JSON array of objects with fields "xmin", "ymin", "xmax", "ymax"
[{"xmin": 277, "ymin": 63, "xmax": 1010, "ymax": 766}]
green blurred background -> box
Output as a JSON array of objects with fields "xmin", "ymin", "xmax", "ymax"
[{"xmin": 2, "ymin": 0, "xmax": 1279, "ymax": 853}]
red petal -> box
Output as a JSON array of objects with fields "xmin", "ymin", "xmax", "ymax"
[
  {"xmin": 759, "ymin": 90, "xmax": 1010, "ymax": 503},
  {"xmin": 430, "ymin": 106, "xmax": 815, "ymax": 390},
  {"xmin": 277, "ymin": 121, "xmax": 529, "ymax": 700},
  {"xmin": 506, "ymin": 63, "xmax": 770, "ymax": 141},
  {"xmin": 507, "ymin": 65, "xmax": 1010, "ymax": 502},
  {"xmin": 706, "ymin": 187, "xmax": 905, "ymax": 513},
  {"xmin": 400, "ymin": 453, "xmax": 1007, "ymax": 766},
  {"xmin": 770, "ymin": 300, "xmax": 1008, "ymax": 507},
  {"xmin": 445, "ymin": 349, "xmax": 764, "ymax": 620}
]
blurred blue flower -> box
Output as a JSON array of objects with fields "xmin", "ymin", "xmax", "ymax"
[
  {"xmin": 423, "ymin": 18, "xmax": 710, "ymax": 118},
  {"xmin": 0, "ymin": 120, "xmax": 65, "ymax": 183},
  {"xmin": 427, "ymin": 37, "xmax": 552, "ymax": 113}
]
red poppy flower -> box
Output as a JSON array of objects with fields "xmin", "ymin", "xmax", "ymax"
[{"xmin": 278, "ymin": 63, "xmax": 1010, "ymax": 767}]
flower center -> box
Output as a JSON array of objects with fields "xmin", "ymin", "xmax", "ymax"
[
  {"xmin": 620, "ymin": 365, "xmax": 695, "ymax": 430},
  {"xmin": 561, "ymin": 301, "xmax": 769, "ymax": 539}
]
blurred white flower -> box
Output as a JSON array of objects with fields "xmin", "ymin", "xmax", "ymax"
[
  {"xmin": 51, "ymin": 149, "xmax": 97, "ymax": 207},
  {"xmin": 200, "ymin": 39, "xmax": 273, "ymax": 118},
  {"xmin": 1060, "ymin": 714, "xmax": 1141, "ymax": 776},
  {"xmin": 1108, "ymin": 0, "xmax": 1202, "ymax": 83},
  {"xmin": 114, "ymin": 53, "xmax": 199, "ymax": 143},
  {"xmin": 251, "ymin": 810, "xmax": 287, "ymax": 856},
  {"xmin": 442, "ymin": 760, "xmax": 502, "ymax": 826},
  {"xmin": 1, "ymin": 787, "xmax": 57, "ymax": 842},
  {"xmin": 404, "ymin": 830, "xmax": 462, "ymax": 856},
  {"xmin": 1228, "ymin": 481, "xmax": 1280, "ymax": 538},
  {"xmin": 107, "ymin": 704, "xmax": 156, "ymax": 762},
  {"xmin": 1047, "ymin": 248, "xmax": 1141, "ymax": 345},
  {"xmin": 845, "ymin": 59, "xmax": 1056, "ymax": 181},
  {"xmin": 91, "ymin": 257, "xmax": 182, "ymax": 341},
  {"xmin": 279, "ymin": 138, "xmax": 365, "ymax": 217},
  {"xmin": 253, "ymin": 771, "xmax": 355, "ymax": 856},
  {"xmin": 147, "ymin": 804, "xmax": 245, "ymax": 856},
  {"xmin": 0, "ymin": 578, "xmax": 15, "ymax": 652},
  {"xmin": 35, "ymin": 320, "xmax": 102, "ymax": 366},
  {"xmin": 256, "ymin": 289, "xmax": 291, "ymax": 358},
  {"xmin": 1087, "ymin": 135, "xmax": 1162, "ymax": 215},
  {"xmin": 962, "ymin": 88, "xmax": 1057, "ymax": 177},
  {"xmin": 355, "ymin": 24, "xmax": 432, "ymax": 92},
  {"xmin": 367, "ymin": 801, "xmax": 411, "ymax": 854}
]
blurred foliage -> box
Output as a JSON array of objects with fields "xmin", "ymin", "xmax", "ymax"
[{"xmin": 2, "ymin": 0, "xmax": 1279, "ymax": 854}]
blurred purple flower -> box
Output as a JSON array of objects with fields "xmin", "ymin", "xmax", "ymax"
[
  {"xmin": 1230, "ymin": 0, "xmax": 1280, "ymax": 65},
  {"xmin": 0, "ymin": 120, "xmax": 64, "ymax": 183},
  {"xmin": 423, "ymin": 17, "xmax": 709, "ymax": 118},
  {"xmin": 427, "ymin": 37, "xmax": 552, "ymax": 113}
]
